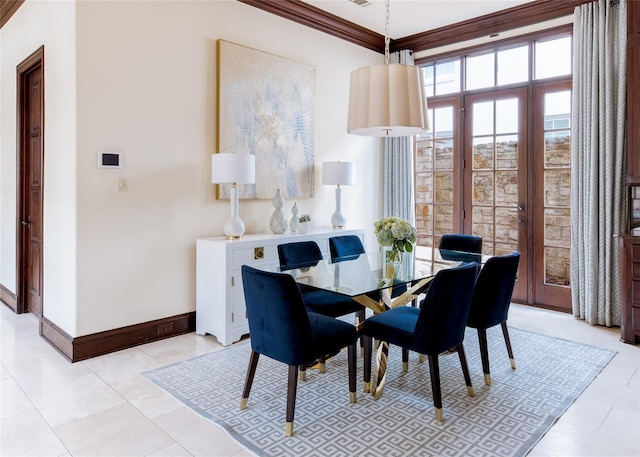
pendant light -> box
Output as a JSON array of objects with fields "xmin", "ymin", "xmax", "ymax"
[{"xmin": 347, "ymin": 0, "xmax": 429, "ymax": 137}]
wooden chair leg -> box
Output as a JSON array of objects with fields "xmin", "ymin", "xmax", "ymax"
[
  {"xmin": 477, "ymin": 328, "xmax": 491, "ymax": 385},
  {"xmin": 318, "ymin": 356, "xmax": 326, "ymax": 373},
  {"xmin": 427, "ymin": 354, "xmax": 443, "ymax": 422},
  {"xmin": 456, "ymin": 343, "xmax": 474, "ymax": 397},
  {"xmin": 348, "ymin": 343, "xmax": 357, "ymax": 403},
  {"xmin": 285, "ymin": 365, "xmax": 298, "ymax": 437},
  {"xmin": 240, "ymin": 350, "xmax": 259, "ymax": 410},
  {"xmin": 363, "ymin": 335, "xmax": 372, "ymax": 393},
  {"xmin": 402, "ymin": 348, "xmax": 409, "ymax": 372},
  {"xmin": 357, "ymin": 308, "xmax": 366, "ymax": 356},
  {"xmin": 501, "ymin": 322, "xmax": 516, "ymax": 369}
]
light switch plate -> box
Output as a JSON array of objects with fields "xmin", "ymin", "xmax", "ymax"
[{"xmin": 116, "ymin": 177, "xmax": 127, "ymax": 192}]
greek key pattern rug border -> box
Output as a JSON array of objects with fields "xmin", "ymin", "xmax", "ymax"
[{"xmin": 142, "ymin": 327, "xmax": 615, "ymax": 457}]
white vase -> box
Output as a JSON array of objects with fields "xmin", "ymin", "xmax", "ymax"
[
  {"xmin": 270, "ymin": 189, "xmax": 287, "ymax": 234},
  {"xmin": 289, "ymin": 203, "xmax": 299, "ymax": 233}
]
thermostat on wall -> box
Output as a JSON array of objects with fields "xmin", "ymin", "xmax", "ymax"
[{"xmin": 97, "ymin": 151, "xmax": 123, "ymax": 168}]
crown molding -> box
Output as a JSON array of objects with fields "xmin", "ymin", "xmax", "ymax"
[
  {"xmin": 237, "ymin": 0, "xmax": 385, "ymax": 53},
  {"xmin": 393, "ymin": 0, "xmax": 591, "ymax": 53},
  {"xmin": 0, "ymin": 0, "xmax": 25, "ymax": 28}
]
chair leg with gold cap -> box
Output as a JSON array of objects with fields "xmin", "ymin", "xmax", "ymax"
[
  {"xmin": 502, "ymin": 322, "xmax": 517, "ymax": 370},
  {"xmin": 240, "ymin": 350, "xmax": 260, "ymax": 411},
  {"xmin": 348, "ymin": 344, "xmax": 357, "ymax": 403},
  {"xmin": 427, "ymin": 355, "xmax": 444, "ymax": 422},
  {"xmin": 363, "ymin": 335, "xmax": 372, "ymax": 393},
  {"xmin": 456, "ymin": 344, "xmax": 475, "ymax": 398},
  {"xmin": 477, "ymin": 329, "xmax": 492, "ymax": 386},
  {"xmin": 285, "ymin": 365, "xmax": 298, "ymax": 437}
]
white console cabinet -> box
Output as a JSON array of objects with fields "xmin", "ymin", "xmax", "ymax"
[{"xmin": 196, "ymin": 228, "xmax": 366, "ymax": 345}]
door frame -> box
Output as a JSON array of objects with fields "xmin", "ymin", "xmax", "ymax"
[{"xmin": 16, "ymin": 46, "xmax": 45, "ymax": 315}]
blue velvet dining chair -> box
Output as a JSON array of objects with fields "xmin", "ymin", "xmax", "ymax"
[
  {"xmin": 361, "ymin": 262, "xmax": 478, "ymax": 422},
  {"xmin": 278, "ymin": 241, "xmax": 365, "ymax": 322},
  {"xmin": 329, "ymin": 234, "xmax": 367, "ymax": 262},
  {"xmin": 438, "ymin": 234, "xmax": 483, "ymax": 264},
  {"xmin": 466, "ymin": 251, "xmax": 521, "ymax": 386},
  {"xmin": 278, "ymin": 241, "xmax": 365, "ymax": 372},
  {"xmin": 240, "ymin": 265, "xmax": 358, "ymax": 437}
]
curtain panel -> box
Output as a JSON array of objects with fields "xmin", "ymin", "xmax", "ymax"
[{"xmin": 571, "ymin": 0, "xmax": 627, "ymax": 326}]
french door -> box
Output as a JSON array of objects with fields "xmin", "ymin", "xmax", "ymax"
[
  {"xmin": 532, "ymin": 81, "xmax": 572, "ymax": 309},
  {"xmin": 464, "ymin": 88, "xmax": 528, "ymax": 303},
  {"xmin": 415, "ymin": 84, "xmax": 571, "ymax": 309}
]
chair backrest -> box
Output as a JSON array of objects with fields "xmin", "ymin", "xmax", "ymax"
[
  {"xmin": 413, "ymin": 262, "xmax": 478, "ymax": 355},
  {"xmin": 277, "ymin": 241, "xmax": 323, "ymax": 270},
  {"xmin": 241, "ymin": 265, "xmax": 314, "ymax": 365},
  {"xmin": 329, "ymin": 235, "xmax": 365, "ymax": 262},
  {"xmin": 467, "ymin": 252, "xmax": 521, "ymax": 329},
  {"xmin": 438, "ymin": 234, "xmax": 483, "ymax": 263}
]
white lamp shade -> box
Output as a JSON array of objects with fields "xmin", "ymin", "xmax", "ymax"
[
  {"xmin": 348, "ymin": 63, "xmax": 430, "ymax": 137},
  {"xmin": 322, "ymin": 161, "xmax": 355, "ymax": 186},
  {"xmin": 211, "ymin": 153, "xmax": 255, "ymax": 184}
]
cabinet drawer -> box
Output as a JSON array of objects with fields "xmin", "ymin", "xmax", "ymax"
[
  {"xmin": 632, "ymin": 243, "xmax": 640, "ymax": 260},
  {"xmin": 232, "ymin": 245, "xmax": 278, "ymax": 267},
  {"xmin": 633, "ymin": 262, "xmax": 640, "ymax": 279}
]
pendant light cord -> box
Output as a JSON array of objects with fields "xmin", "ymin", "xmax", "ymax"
[{"xmin": 384, "ymin": 0, "xmax": 390, "ymax": 65}]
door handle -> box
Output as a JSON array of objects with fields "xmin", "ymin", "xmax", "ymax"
[{"xmin": 21, "ymin": 217, "xmax": 31, "ymax": 228}]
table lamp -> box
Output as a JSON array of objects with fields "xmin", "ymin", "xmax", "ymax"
[
  {"xmin": 211, "ymin": 153, "xmax": 256, "ymax": 239},
  {"xmin": 322, "ymin": 161, "xmax": 355, "ymax": 228}
]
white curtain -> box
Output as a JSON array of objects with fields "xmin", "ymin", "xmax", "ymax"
[
  {"xmin": 383, "ymin": 49, "xmax": 416, "ymax": 223},
  {"xmin": 571, "ymin": 0, "xmax": 627, "ymax": 326}
]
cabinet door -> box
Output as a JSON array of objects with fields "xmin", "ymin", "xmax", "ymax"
[{"xmin": 231, "ymin": 270, "xmax": 249, "ymax": 329}]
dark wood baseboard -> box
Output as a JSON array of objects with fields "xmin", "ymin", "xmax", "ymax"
[
  {"xmin": 40, "ymin": 312, "xmax": 196, "ymax": 362},
  {"xmin": 0, "ymin": 283, "xmax": 17, "ymax": 312}
]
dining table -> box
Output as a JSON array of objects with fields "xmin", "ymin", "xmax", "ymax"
[{"xmin": 266, "ymin": 248, "xmax": 487, "ymax": 399}]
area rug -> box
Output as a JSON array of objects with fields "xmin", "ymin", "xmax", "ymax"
[{"xmin": 142, "ymin": 327, "xmax": 615, "ymax": 457}]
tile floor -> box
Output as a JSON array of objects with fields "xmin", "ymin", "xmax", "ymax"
[{"xmin": 1, "ymin": 303, "xmax": 638, "ymax": 457}]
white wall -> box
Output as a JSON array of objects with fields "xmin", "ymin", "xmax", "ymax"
[
  {"xmin": 1, "ymin": 0, "xmax": 383, "ymax": 337},
  {"xmin": 0, "ymin": 0, "xmax": 78, "ymax": 333}
]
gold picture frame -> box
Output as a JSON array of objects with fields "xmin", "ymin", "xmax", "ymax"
[{"xmin": 216, "ymin": 40, "xmax": 315, "ymax": 199}]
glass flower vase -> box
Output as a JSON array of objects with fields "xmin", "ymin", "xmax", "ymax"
[{"xmin": 384, "ymin": 247, "xmax": 403, "ymax": 280}]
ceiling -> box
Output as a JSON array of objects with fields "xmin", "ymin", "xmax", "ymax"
[{"xmin": 303, "ymin": 0, "xmax": 534, "ymax": 39}]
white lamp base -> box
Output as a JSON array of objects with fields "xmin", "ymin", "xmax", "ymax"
[
  {"xmin": 224, "ymin": 186, "xmax": 246, "ymax": 239},
  {"xmin": 330, "ymin": 186, "xmax": 346, "ymax": 228}
]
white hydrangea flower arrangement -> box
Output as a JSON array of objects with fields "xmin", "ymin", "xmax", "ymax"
[{"xmin": 374, "ymin": 217, "xmax": 417, "ymax": 262}]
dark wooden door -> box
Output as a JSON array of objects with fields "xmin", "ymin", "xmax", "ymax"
[{"xmin": 17, "ymin": 47, "xmax": 44, "ymax": 316}]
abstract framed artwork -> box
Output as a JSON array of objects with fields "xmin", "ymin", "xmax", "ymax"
[{"xmin": 217, "ymin": 40, "xmax": 315, "ymax": 199}]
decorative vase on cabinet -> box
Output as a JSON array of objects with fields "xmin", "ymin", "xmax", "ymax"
[{"xmin": 270, "ymin": 189, "xmax": 287, "ymax": 234}]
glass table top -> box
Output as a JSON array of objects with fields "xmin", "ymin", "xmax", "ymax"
[{"xmin": 269, "ymin": 250, "xmax": 487, "ymax": 298}]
